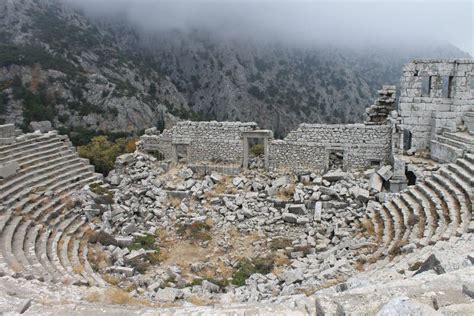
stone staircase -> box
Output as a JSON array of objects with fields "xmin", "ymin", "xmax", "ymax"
[
  {"xmin": 0, "ymin": 131, "xmax": 104, "ymax": 286},
  {"xmin": 365, "ymin": 153, "xmax": 474, "ymax": 259},
  {"xmin": 431, "ymin": 131, "xmax": 474, "ymax": 163}
]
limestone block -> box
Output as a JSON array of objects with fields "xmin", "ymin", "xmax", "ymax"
[
  {"xmin": 0, "ymin": 162, "xmax": 19, "ymax": 179},
  {"xmin": 29, "ymin": 120, "xmax": 52, "ymax": 133}
]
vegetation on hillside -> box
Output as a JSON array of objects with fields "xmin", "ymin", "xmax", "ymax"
[{"xmin": 78, "ymin": 136, "xmax": 136, "ymax": 175}]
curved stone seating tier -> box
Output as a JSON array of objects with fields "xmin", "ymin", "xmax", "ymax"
[
  {"xmin": 0, "ymin": 134, "xmax": 56, "ymax": 159},
  {"xmin": 0, "ymin": 138, "xmax": 64, "ymax": 164},
  {"xmin": 0, "ymin": 132, "xmax": 104, "ymax": 286},
  {"xmin": 367, "ymin": 155, "xmax": 473, "ymax": 260}
]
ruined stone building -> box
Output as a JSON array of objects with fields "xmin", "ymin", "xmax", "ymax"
[{"xmin": 139, "ymin": 59, "xmax": 474, "ymax": 187}]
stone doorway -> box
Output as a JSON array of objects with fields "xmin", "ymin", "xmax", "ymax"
[
  {"xmin": 172, "ymin": 142, "xmax": 190, "ymax": 163},
  {"xmin": 242, "ymin": 130, "xmax": 273, "ymax": 170}
]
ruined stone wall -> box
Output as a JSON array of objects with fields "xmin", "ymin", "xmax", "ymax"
[
  {"xmin": 0, "ymin": 124, "xmax": 15, "ymax": 138},
  {"xmin": 399, "ymin": 59, "xmax": 474, "ymax": 150},
  {"xmin": 270, "ymin": 123, "xmax": 392, "ymax": 172},
  {"xmin": 139, "ymin": 121, "xmax": 258, "ymax": 164}
]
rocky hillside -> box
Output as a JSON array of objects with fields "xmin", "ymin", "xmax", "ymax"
[{"xmin": 0, "ymin": 0, "xmax": 469, "ymax": 139}]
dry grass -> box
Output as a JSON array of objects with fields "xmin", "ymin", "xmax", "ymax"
[
  {"xmin": 186, "ymin": 295, "xmax": 209, "ymax": 306},
  {"xmin": 72, "ymin": 265, "xmax": 85, "ymax": 274},
  {"xmin": 204, "ymin": 175, "xmax": 230, "ymax": 199},
  {"xmin": 276, "ymin": 184, "xmax": 295, "ymax": 201},
  {"xmin": 88, "ymin": 246, "xmax": 110, "ymax": 271},
  {"xmin": 360, "ymin": 217, "xmax": 375, "ymax": 237},
  {"xmin": 169, "ymin": 196, "xmax": 183, "ymax": 208},
  {"xmin": 103, "ymin": 273, "xmax": 121, "ymax": 286},
  {"xmin": 86, "ymin": 288, "xmax": 152, "ymax": 306}
]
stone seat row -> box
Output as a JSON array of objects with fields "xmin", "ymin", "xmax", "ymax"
[
  {"xmin": 0, "ymin": 209, "xmax": 104, "ymax": 286},
  {"xmin": 366, "ymin": 153, "xmax": 473, "ymax": 259},
  {"xmin": 0, "ymin": 133, "xmax": 104, "ymax": 286}
]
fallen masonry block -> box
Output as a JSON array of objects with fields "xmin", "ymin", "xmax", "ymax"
[
  {"xmin": 377, "ymin": 165, "xmax": 393, "ymax": 181},
  {"xmin": 353, "ymin": 187, "xmax": 370, "ymax": 203},
  {"xmin": 106, "ymin": 266, "xmax": 135, "ymax": 277},
  {"xmin": 282, "ymin": 212, "xmax": 298, "ymax": 223},
  {"xmin": 115, "ymin": 236, "xmax": 134, "ymax": 247},
  {"xmin": 414, "ymin": 254, "xmax": 446, "ymax": 276},
  {"xmin": 462, "ymin": 284, "xmax": 474, "ymax": 298},
  {"xmin": 314, "ymin": 201, "xmax": 322, "ymax": 222},
  {"xmin": 323, "ymin": 170, "xmax": 348, "ymax": 182},
  {"xmin": 369, "ymin": 173, "xmax": 384, "ymax": 192},
  {"xmin": 124, "ymin": 249, "xmax": 147, "ymax": 262},
  {"xmin": 286, "ymin": 204, "xmax": 307, "ymax": 215},
  {"xmin": 0, "ymin": 162, "xmax": 19, "ymax": 179}
]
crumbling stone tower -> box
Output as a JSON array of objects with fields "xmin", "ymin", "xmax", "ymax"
[{"xmin": 365, "ymin": 85, "xmax": 397, "ymax": 125}]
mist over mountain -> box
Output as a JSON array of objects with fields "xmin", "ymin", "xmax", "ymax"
[{"xmin": 0, "ymin": 0, "xmax": 470, "ymax": 139}]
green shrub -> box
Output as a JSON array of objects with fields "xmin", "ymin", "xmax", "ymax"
[
  {"xmin": 78, "ymin": 136, "xmax": 135, "ymax": 175},
  {"xmin": 249, "ymin": 144, "xmax": 264, "ymax": 157},
  {"xmin": 128, "ymin": 234, "xmax": 157, "ymax": 251},
  {"xmin": 231, "ymin": 257, "xmax": 274, "ymax": 286}
]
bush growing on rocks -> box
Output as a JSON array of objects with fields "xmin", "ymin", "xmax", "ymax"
[
  {"xmin": 128, "ymin": 234, "xmax": 158, "ymax": 251},
  {"xmin": 232, "ymin": 257, "xmax": 275, "ymax": 286},
  {"xmin": 78, "ymin": 136, "xmax": 136, "ymax": 175}
]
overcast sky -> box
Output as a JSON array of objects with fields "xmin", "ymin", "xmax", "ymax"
[{"xmin": 64, "ymin": 0, "xmax": 473, "ymax": 55}]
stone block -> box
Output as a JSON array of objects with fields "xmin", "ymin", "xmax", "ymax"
[
  {"xmin": 29, "ymin": 121, "xmax": 52, "ymax": 133},
  {"xmin": 369, "ymin": 173, "xmax": 384, "ymax": 192},
  {"xmin": 377, "ymin": 165, "xmax": 393, "ymax": 181},
  {"xmin": 0, "ymin": 162, "xmax": 19, "ymax": 179}
]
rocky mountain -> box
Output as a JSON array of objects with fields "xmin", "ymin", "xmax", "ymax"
[{"xmin": 0, "ymin": 0, "xmax": 469, "ymax": 140}]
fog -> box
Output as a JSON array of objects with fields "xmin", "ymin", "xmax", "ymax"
[{"xmin": 63, "ymin": 0, "xmax": 473, "ymax": 55}]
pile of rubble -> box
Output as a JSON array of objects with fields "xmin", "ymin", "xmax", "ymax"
[{"xmin": 74, "ymin": 152, "xmax": 399, "ymax": 304}]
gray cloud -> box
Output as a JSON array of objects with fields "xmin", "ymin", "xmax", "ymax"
[{"xmin": 63, "ymin": 0, "xmax": 473, "ymax": 55}]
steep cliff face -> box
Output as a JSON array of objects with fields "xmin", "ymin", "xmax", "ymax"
[{"xmin": 0, "ymin": 0, "xmax": 469, "ymax": 138}]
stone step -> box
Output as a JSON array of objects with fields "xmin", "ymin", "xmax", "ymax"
[
  {"xmin": 0, "ymin": 216, "xmax": 27, "ymax": 277},
  {"xmin": 0, "ymin": 138, "xmax": 63, "ymax": 164},
  {"xmin": 448, "ymin": 163, "xmax": 474, "ymax": 187},
  {"xmin": 36, "ymin": 226, "xmax": 63, "ymax": 282},
  {"xmin": 11, "ymin": 219, "xmax": 33, "ymax": 275},
  {"xmin": 406, "ymin": 188, "xmax": 435, "ymax": 245},
  {"xmin": 436, "ymin": 134, "xmax": 471, "ymax": 150},
  {"xmin": 465, "ymin": 153, "xmax": 474, "ymax": 165},
  {"xmin": 24, "ymin": 224, "xmax": 53, "ymax": 282},
  {"xmin": 384, "ymin": 201, "xmax": 404, "ymax": 256},
  {"xmin": 1, "ymin": 143, "xmax": 71, "ymax": 171},
  {"xmin": 432, "ymin": 173, "xmax": 464, "ymax": 233},
  {"xmin": 0, "ymin": 210, "xmax": 13, "ymax": 234},
  {"xmin": 416, "ymin": 183, "xmax": 447, "ymax": 239},
  {"xmin": 391, "ymin": 197, "xmax": 412, "ymax": 244},
  {"xmin": 438, "ymin": 168, "xmax": 472, "ymax": 233},
  {"xmin": 430, "ymin": 139, "xmax": 464, "ymax": 163},
  {"xmin": 424, "ymin": 177, "xmax": 459, "ymax": 236},
  {"xmin": 2, "ymin": 163, "xmax": 95, "ymax": 208},
  {"xmin": 0, "ymin": 150, "xmax": 76, "ymax": 187},
  {"xmin": 0, "ymin": 155, "xmax": 82, "ymax": 194},
  {"xmin": 59, "ymin": 217, "xmax": 89, "ymax": 285},
  {"xmin": 25, "ymin": 176, "xmax": 102, "ymax": 221},
  {"xmin": 81, "ymin": 241, "xmax": 106, "ymax": 287},
  {"xmin": 457, "ymin": 158, "xmax": 474, "ymax": 175},
  {"xmin": 71, "ymin": 232, "xmax": 97, "ymax": 286},
  {"xmin": 48, "ymin": 214, "xmax": 80, "ymax": 284},
  {"xmin": 400, "ymin": 192, "xmax": 425, "ymax": 240},
  {"xmin": 444, "ymin": 131, "xmax": 474, "ymax": 145},
  {"xmin": 0, "ymin": 135, "xmax": 55, "ymax": 159}
]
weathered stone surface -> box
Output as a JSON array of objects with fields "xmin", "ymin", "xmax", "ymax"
[
  {"xmin": 414, "ymin": 254, "xmax": 446, "ymax": 275},
  {"xmin": 377, "ymin": 297, "xmax": 442, "ymax": 316},
  {"xmin": 29, "ymin": 120, "xmax": 52, "ymax": 133},
  {"xmin": 0, "ymin": 162, "xmax": 19, "ymax": 179}
]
